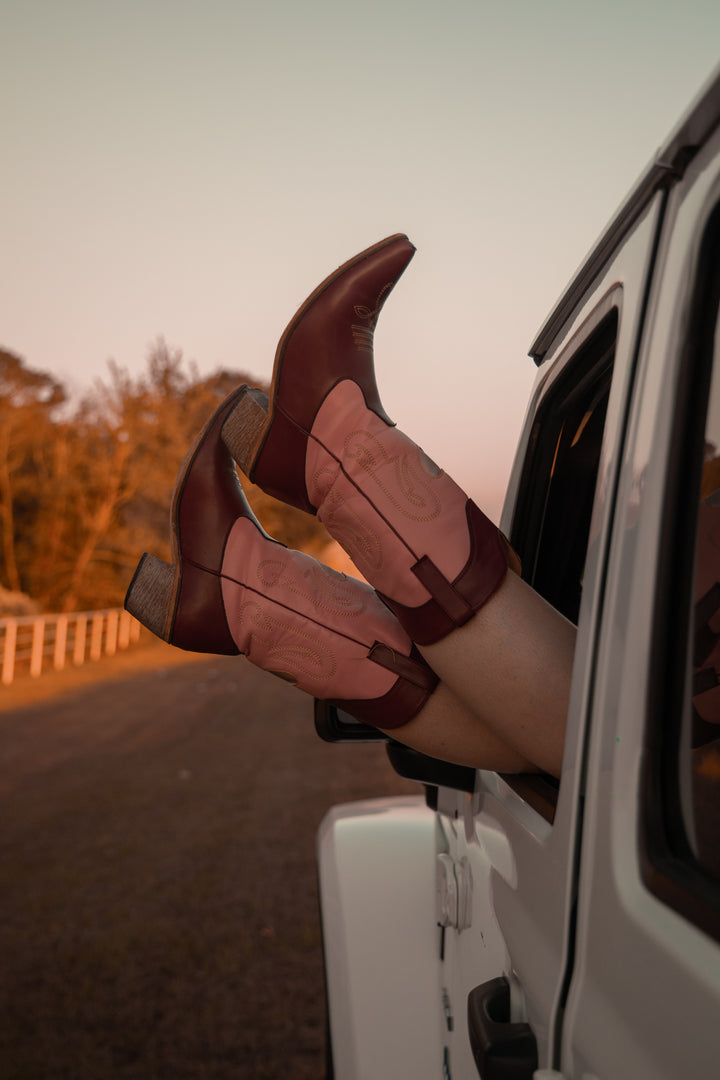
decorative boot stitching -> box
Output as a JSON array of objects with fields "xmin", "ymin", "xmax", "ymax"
[
  {"xmin": 350, "ymin": 324, "xmax": 374, "ymax": 353},
  {"xmin": 306, "ymin": 427, "xmax": 422, "ymax": 565},
  {"xmin": 319, "ymin": 488, "xmax": 384, "ymax": 572},
  {"xmin": 256, "ymin": 557, "xmax": 367, "ymax": 618},
  {"xmin": 343, "ymin": 428, "xmax": 443, "ymax": 521},
  {"xmin": 351, "ymin": 281, "xmax": 395, "ymax": 351},
  {"xmin": 308, "ymin": 462, "xmax": 339, "ymax": 505},
  {"xmin": 240, "ymin": 602, "xmax": 338, "ymax": 686},
  {"xmin": 352, "ymin": 281, "xmax": 394, "ymax": 325},
  {"xmin": 222, "ymin": 569, "xmax": 391, "ymax": 651}
]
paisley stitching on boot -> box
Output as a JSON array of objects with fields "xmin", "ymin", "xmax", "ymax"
[
  {"xmin": 241, "ymin": 602, "xmax": 338, "ymax": 686},
  {"xmin": 319, "ymin": 489, "xmax": 383, "ymax": 572},
  {"xmin": 309, "ymin": 462, "xmax": 338, "ymax": 504},
  {"xmin": 256, "ymin": 557, "xmax": 366, "ymax": 618},
  {"xmin": 342, "ymin": 428, "xmax": 443, "ymax": 521},
  {"xmin": 221, "ymin": 568, "xmax": 382, "ymax": 649}
]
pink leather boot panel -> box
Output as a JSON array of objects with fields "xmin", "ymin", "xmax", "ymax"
[
  {"xmin": 306, "ymin": 381, "xmax": 473, "ymax": 605},
  {"xmin": 219, "ymin": 517, "xmax": 407, "ymax": 702}
]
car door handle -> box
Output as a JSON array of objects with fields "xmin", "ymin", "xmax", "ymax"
[{"xmin": 467, "ymin": 976, "xmax": 538, "ymax": 1079}]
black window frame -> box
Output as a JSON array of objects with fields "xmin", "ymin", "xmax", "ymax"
[
  {"xmin": 510, "ymin": 311, "xmax": 617, "ymax": 625},
  {"xmin": 503, "ymin": 309, "xmax": 619, "ymax": 821}
]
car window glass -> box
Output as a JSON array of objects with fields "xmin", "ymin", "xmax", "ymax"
[
  {"xmin": 512, "ymin": 313, "xmax": 616, "ymax": 626},
  {"xmin": 506, "ymin": 312, "xmax": 617, "ymax": 817}
]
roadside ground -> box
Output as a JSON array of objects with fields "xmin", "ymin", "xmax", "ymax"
[{"xmin": 0, "ymin": 640, "xmax": 417, "ymax": 1079}]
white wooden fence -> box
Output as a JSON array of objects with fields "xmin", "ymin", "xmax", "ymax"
[{"xmin": 0, "ymin": 608, "xmax": 143, "ymax": 687}]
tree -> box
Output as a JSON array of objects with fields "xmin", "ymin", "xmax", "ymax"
[
  {"xmin": 0, "ymin": 340, "xmax": 330, "ymax": 613},
  {"xmin": 0, "ymin": 350, "xmax": 65, "ymax": 595},
  {"xmin": 52, "ymin": 342, "xmax": 248, "ymax": 612}
]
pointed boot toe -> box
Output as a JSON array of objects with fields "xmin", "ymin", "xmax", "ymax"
[{"xmin": 222, "ymin": 233, "xmax": 416, "ymax": 513}]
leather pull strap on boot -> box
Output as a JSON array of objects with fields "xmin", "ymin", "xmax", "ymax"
[{"xmin": 222, "ymin": 234, "xmax": 509, "ymax": 645}]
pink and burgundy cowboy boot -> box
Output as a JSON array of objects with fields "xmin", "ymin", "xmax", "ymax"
[
  {"xmin": 124, "ymin": 386, "xmax": 437, "ymax": 729},
  {"xmin": 221, "ymin": 234, "xmax": 513, "ymax": 646}
]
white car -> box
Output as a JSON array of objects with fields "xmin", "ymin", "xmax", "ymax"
[{"xmin": 315, "ymin": 61, "xmax": 720, "ymax": 1080}]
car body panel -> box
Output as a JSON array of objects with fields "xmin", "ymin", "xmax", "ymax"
[
  {"xmin": 317, "ymin": 796, "xmax": 442, "ymax": 1079},
  {"xmin": 318, "ymin": 63, "xmax": 720, "ymax": 1080},
  {"xmin": 559, "ymin": 116, "xmax": 720, "ymax": 1080}
]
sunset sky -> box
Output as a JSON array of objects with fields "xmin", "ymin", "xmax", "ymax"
[{"xmin": 3, "ymin": 1, "xmax": 720, "ymax": 522}]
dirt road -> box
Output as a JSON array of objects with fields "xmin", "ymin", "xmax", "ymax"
[{"xmin": 0, "ymin": 642, "xmax": 417, "ymax": 1079}]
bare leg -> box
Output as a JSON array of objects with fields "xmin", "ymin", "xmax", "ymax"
[
  {"xmin": 419, "ymin": 571, "xmax": 576, "ymax": 777},
  {"xmin": 381, "ymin": 675, "xmax": 537, "ymax": 773}
]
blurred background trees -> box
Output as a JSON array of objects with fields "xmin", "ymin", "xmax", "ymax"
[{"xmin": 0, "ymin": 342, "xmax": 330, "ymax": 614}]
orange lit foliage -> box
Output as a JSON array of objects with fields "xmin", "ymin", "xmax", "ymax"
[{"xmin": 0, "ymin": 342, "xmax": 327, "ymax": 613}]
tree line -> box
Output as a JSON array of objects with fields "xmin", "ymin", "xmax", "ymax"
[{"xmin": 0, "ymin": 342, "xmax": 329, "ymax": 616}]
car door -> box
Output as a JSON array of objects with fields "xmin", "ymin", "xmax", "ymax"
[
  {"xmin": 436, "ymin": 189, "xmax": 666, "ymax": 1078},
  {"xmin": 557, "ymin": 117, "xmax": 720, "ymax": 1080}
]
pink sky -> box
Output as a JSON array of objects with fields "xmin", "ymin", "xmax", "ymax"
[{"xmin": 3, "ymin": 1, "xmax": 720, "ymax": 523}]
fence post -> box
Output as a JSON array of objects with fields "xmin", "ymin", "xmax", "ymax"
[
  {"xmin": 1, "ymin": 620, "xmax": 18, "ymax": 686},
  {"xmin": 30, "ymin": 618, "xmax": 45, "ymax": 678},
  {"xmin": 105, "ymin": 610, "xmax": 119, "ymax": 657},
  {"xmin": 73, "ymin": 614, "xmax": 87, "ymax": 666},
  {"xmin": 118, "ymin": 610, "xmax": 131, "ymax": 650},
  {"xmin": 54, "ymin": 615, "xmax": 68, "ymax": 671},
  {"xmin": 90, "ymin": 614, "xmax": 104, "ymax": 661}
]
